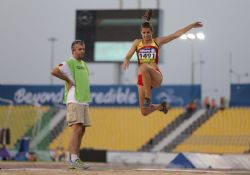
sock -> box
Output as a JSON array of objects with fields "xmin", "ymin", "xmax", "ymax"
[
  {"xmin": 66, "ymin": 152, "xmax": 70, "ymax": 162},
  {"xmin": 71, "ymin": 154, "xmax": 79, "ymax": 162}
]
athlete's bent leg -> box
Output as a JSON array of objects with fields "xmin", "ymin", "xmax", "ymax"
[
  {"xmin": 139, "ymin": 64, "xmax": 162, "ymax": 108},
  {"xmin": 138, "ymin": 85, "xmax": 164, "ymax": 116}
]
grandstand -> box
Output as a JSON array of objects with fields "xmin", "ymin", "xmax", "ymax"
[
  {"xmin": 174, "ymin": 107, "xmax": 250, "ymax": 154},
  {"xmin": 0, "ymin": 105, "xmax": 50, "ymax": 149},
  {"xmin": 49, "ymin": 107, "xmax": 184, "ymax": 151},
  {"xmin": 1, "ymin": 103, "xmax": 249, "ymax": 155}
]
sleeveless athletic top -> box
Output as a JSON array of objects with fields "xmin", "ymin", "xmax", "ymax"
[{"xmin": 136, "ymin": 39, "xmax": 159, "ymax": 65}]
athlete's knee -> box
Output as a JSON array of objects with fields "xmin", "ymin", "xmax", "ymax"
[
  {"xmin": 152, "ymin": 77, "xmax": 163, "ymax": 88},
  {"xmin": 152, "ymin": 82, "xmax": 161, "ymax": 88}
]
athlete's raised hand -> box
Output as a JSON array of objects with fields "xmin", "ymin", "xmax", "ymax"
[{"xmin": 192, "ymin": 21, "xmax": 203, "ymax": 28}]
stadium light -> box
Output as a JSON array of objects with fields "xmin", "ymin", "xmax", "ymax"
[
  {"xmin": 196, "ymin": 32, "xmax": 205, "ymax": 40},
  {"xmin": 48, "ymin": 37, "xmax": 58, "ymax": 85},
  {"xmin": 229, "ymin": 52, "xmax": 250, "ymax": 86},
  {"xmin": 180, "ymin": 32, "xmax": 205, "ymax": 85},
  {"xmin": 180, "ymin": 34, "xmax": 188, "ymax": 40},
  {"xmin": 187, "ymin": 33, "xmax": 196, "ymax": 40},
  {"xmin": 230, "ymin": 69, "xmax": 250, "ymax": 84}
]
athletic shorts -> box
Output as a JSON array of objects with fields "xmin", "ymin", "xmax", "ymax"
[
  {"xmin": 137, "ymin": 68, "xmax": 162, "ymax": 86},
  {"xmin": 66, "ymin": 103, "xmax": 91, "ymax": 127}
]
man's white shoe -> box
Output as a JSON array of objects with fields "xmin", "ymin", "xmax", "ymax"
[
  {"xmin": 70, "ymin": 159, "xmax": 89, "ymax": 170},
  {"xmin": 66, "ymin": 160, "xmax": 75, "ymax": 169}
]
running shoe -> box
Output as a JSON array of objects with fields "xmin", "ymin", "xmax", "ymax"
[
  {"xmin": 67, "ymin": 159, "xmax": 89, "ymax": 170},
  {"xmin": 159, "ymin": 101, "xmax": 168, "ymax": 114}
]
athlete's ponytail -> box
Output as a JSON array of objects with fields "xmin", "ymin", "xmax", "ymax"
[
  {"xmin": 143, "ymin": 9, "xmax": 153, "ymax": 22},
  {"xmin": 141, "ymin": 9, "xmax": 153, "ymax": 31}
]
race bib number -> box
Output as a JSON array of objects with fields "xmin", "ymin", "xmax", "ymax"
[{"xmin": 138, "ymin": 48, "xmax": 156, "ymax": 63}]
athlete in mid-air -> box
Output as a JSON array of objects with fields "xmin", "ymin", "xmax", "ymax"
[{"xmin": 122, "ymin": 9, "xmax": 203, "ymax": 116}]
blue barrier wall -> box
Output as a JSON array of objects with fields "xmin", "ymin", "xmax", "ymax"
[
  {"xmin": 0, "ymin": 85, "xmax": 201, "ymax": 107},
  {"xmin": 230, "ymin": 84, "xmax": 250, "ymax": 106}
]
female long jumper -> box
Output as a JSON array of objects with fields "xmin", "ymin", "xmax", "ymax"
[{"xmin": 122, "ymin": 10, "xmax": 203, "ymax": 116}]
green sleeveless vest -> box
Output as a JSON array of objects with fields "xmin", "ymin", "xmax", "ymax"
[{"xmin": 63, "ymin": 57, "xmax": 92, "ymax": 104}]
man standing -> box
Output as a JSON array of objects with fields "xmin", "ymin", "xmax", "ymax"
[{"xmin": 51, "ymin": 40, "xmax": 91, "ymax": 169}]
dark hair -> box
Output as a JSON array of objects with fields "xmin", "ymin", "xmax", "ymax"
[
  {"xmin": 71, "ymin": 40, "xmax": 85, "ymax": 50},
  {"xmin": 141, "ymin": 9, "xmax": 153, "ymax": 31}
]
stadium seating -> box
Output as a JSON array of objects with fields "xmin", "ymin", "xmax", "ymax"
[
  {"xmin": 49, "ymin": 107, "xmax": 184, "ymax": 151},
  {"xmin": 0, "ymin": 105, "xmax": 50, "ymax": 149},
  {"xmin": 174, "ymin": 108, "xmax": 250, "ymax": 153},
  {"xmin": 2, "ymin": 105, "xmax": 250, "ymax": 154}
]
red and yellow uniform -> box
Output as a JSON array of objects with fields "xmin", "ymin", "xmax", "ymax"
[
  {"xmin": 136, "ymin": 39, "xmax": 159, "ymax": 65},
  {"xmin": 136, "ymin": 39, "xmax": 162, "ymax": 86}
]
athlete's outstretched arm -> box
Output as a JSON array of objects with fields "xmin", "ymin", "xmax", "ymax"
[
  {"xmin": 122, "ymin": 39, "xmax": 140, "ymax": 70},
  {"xmin": 155, "ymin": 21, "xmax": 203, "ymax": 46}
]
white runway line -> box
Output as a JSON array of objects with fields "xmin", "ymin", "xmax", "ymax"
[
  {"xmin": 135, "ymin": 168, "xmax": 250, "ymax": 174},
  {"xmin": 0, "ymin": 168, "xmax": 66, "ymax": 172},
  {"xmin": 1, "ymin": 166, "xmax": 250, "ymax": 174}
]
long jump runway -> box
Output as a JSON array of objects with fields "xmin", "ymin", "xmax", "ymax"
[{"xmin": 1, "ymin": 162, "xmax": 250, "ymax": 175}]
